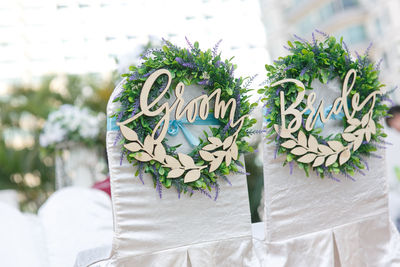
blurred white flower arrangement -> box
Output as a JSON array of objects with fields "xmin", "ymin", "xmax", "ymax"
[{"xmin": 40, "ymin": 104, "xmax": 105, "ymax": 148}]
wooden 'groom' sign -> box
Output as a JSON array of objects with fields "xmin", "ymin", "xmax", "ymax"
[{"xmin": 117, "ymin": 69, "xmax": 248, "ymax": 183}]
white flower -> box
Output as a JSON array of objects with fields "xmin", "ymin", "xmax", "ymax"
[{"xmin": 39, "ymin": 104, "xmax": 102, "ymax": 147}]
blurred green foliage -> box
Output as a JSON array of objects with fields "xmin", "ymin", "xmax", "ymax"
[{"xmin": 0, "ymin": 73, "xmax": 116, "ymax": 211}]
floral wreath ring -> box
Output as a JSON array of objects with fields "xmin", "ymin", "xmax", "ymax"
[
  {"xmin": 112, "ymin": 40, "xmax": 256, "ymax": 198},
  {"xmin": 260, "ymin": 35, "xmax": 388, "ymax": 178}
]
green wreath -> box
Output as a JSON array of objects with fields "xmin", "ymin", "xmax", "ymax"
[
  {"xmin": 259, "ymin": 33, "xmax": 389, "ymax": 179},
  {"xmin": 112, "ymin": 39, "xmax": 256, "ymax": 198}
]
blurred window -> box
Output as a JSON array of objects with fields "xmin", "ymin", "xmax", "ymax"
[
  {"xmin": 341, "ymin": 24, "xmax": 367, "ymax": 44},
  {"xmin": 341, "ymin": 0, "xmax": 358, "ymax": 8}
]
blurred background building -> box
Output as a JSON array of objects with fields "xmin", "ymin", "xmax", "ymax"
[{"xmin": 260, "ymin": 0, "xmax": 400, "ymax": 101}]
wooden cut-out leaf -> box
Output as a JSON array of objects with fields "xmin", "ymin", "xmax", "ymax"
[
  {"xmin": 165, "ymin": 155, "xmax": 181, "ymax": 169},
  {"xmin": 327, "ymin": 141, "xmax": 343, "ymax": 152},
  {"xmin": 223, "ymin": 136, "xmax": 233, "ymax": 150},
  {"xmin": 230, "ymin": 143, "xmax": 238, "ymax": 160},
  {"xmin": 208, "ymin": 137, "xmax": 223, "ymax": 146},
  {"xmin": 313, "ymin": 156, "xmax": 325, "ymax": 167},
  {"xmin": 298, "ymin": 131, "xmax": 307, "ymax": 147},
  {"xmin": 124, "ymin": 142, "xmax": 141, "ymax": 152},
  {"xmin": 361, "ymin": 113, "xmax": 369, "ymax": 127},
  {"xmin": 225, "ymin": 153, "xmax": 232, "ymax": 166},
  {"xmin": 134, "ymin": 151, "xmax": 152, "ymax": 162},
  {"xmin": 178, "ymin": 153, "xmax": 196, "ymax": 168},
  {"xmin": 184, "ymin": 169, "xmax": 201, "ymax": 183},
  {"xmin": 281, "ymin": 140, "xmax": 297, "ymax": 149},
  {"xmin": 353, "ymin": 129, "xmax": 365, "ymax": 136},
  {"xmin": 308, "ymin": 135, "xmax": 318, "ymax": 152},
  {"xmin": 318, "ymin": 144, "xmax": 333, "ymax": 154},
  {"xmin": 339, "ymin": 149, "xmax": 351, "ymax": 165},
  {"xmin": 143, "ymin": 136, "xmax": 154, "ymax": 154},
  {"xmin": 291, "ymin": 146, "xmax": 307, "ymax": 156},
  {"xmin": 120, "ymin": 125, "xmax": 138, "ymax": 141},
  {"xmin": 167, "ymin": 168, "xmax": 185, "ymax": 178},
  {"xmin": 365, "ymin": 130, "xmax": 371, "ymax": 142},
  {"xmin": 199, "ymin": 150, "xmax": 215, "ymax": 161},
  {"xmin": 353, "ymin": 133, "xmax": 364, "ymax": 151},
  {"xmin": 203, "ymin": 144, "xmax": 219, "ymax": 151},
  {"xmin": 298, "ymin": 153, "xmax": 317, "ymax": 163},
  {"xmin": 348, "ymin": 118, "xmax": 361, "ymax": 126},
  {"xmin": 342, "ymin": 133, "xmax": 356, "ymax": 142},
  {"xmin": 368, "ymin": 119, "xmax": 376, "ymax": 134},
  {"xmin": 154, "ymin": 144, "xmax": 166, "ymax": 162},
  {"xmin": 325, "ymin": 154, "xmax": 338, "ymax": 166},
  {"xmin": 344, "ymin": 125, "xmax": 357, "ymax": 133},
  {"xmin": 209, "ymin": 156, "xmax": 224, "ymax": 172},
  {"xmin": 213, "ymin": 151, "xmax": 226, "ymax": 158}
]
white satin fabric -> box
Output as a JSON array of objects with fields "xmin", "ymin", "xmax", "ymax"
[
  {"xmin": 90, "ymin": 80, "xmax": 256, "ymax": 266},
  {"xmin": 253, "ymin": 134, "xmax": 400, "ymax": 266}
]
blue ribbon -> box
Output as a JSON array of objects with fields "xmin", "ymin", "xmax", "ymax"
[
  {"xmin": 167, "ymin": 114, "xmax": 220, "ymax": 147},
  {"xmin": 107, "ymin": 114, "xmax": 220, "ymax": 147},
  {"xmin": 107, "ymin": 116, "xmax": 119, "ymax": 131},
  {"xmin": 304, "ymin": 105, "xmax": 344, "ymax": 129}
]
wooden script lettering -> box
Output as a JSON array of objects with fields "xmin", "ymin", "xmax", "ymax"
[{"xmin": 273, "ymin": 69, "xmax": 382, "ymax": 166}]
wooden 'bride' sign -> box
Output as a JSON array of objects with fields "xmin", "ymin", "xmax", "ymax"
[
  {"xmin": 117, "ymin": 69, "xmax": 247, "ymax": 183},
  {"xmin": 273, "ymin": 69, "xmax": 381, "ymax": 167}
]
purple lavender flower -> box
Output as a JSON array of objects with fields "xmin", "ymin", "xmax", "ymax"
[
  {"xmin": 113, "ymin": 131, "xmax": 122, "ymax": 146},
  {"xmin": 312, "ymin": 32, "xmax": 317, "ymax": 46},
  {"xmin": 197, "ymin": 79, "xmax": 210, "ymax": 85},
  {"xmin": 229, "ymin": 65, "xmax": 234, "ymax": 77},
  {"xmin": 221, "ymin": 175, "xmax": 232, "ymax": 186},
  {"xmin": 143, "ymin": 69, "xmax": 155, "ymax": 78},
  {"xmin": 220, "ymin": 120, "xmax": 231, "ymax": 137},
  {"xmin": 213, "ymin": 183, "xmax": 219, "ymax": 201},
  {"xmin": 300, "ymin": 66, "xmax": 308, "ymax": 76},
  {"xmin": 138, "ymin": 162, "xmax": 144, "ymax": 184},
  {"xmin": 185, "ymin": 36, "xmax": 194, "ymax": 51},
  {"xmin": 129, "ymin": 71, "xmax": 139, "ymax": 81},
  {"xmin": 375, "ymin": 58, "xmax": 383, "ymax": 71},
  {"xmin": 293, "ymin": 34, "xmax": 308, "ymax": 44},
  {"xmin": 359, "ymin": 157, "xmax": 369, "ymax": 171},
  {"xmin": 212, "ymin": 39, "xmax": 222, "ymax": 58},
  {"xmin": 116, "ymin": 110, "xmax": 124, "ymax": 122},
  {"xmin": 364, "ymin": 42, "xmax": 373, "ymax": 57},
  {"xmin": 315, "ymin": 29, "xmax": 329, "ymax": 38},
  {"xmin": 198, "ymin": 188, "xmax": 212, "ymax": 199},
  {"xmin": 215, "ymin": 60, "xmax": 222, "ymax": 68},
  {"xmin": 289, "ymin": 161, "xmax": 294, "ymax": 175},
  {"xmin": 119, "ymin": 150, "xmax": 124, "ymax": 166},
  {"xmin": 243, "ymin": 74, "xmax": 258, "ymax": 89},
  {"xmin": 153, "ymin": 166, "xmax": 162, "ymax": 199},
  {"xmin": 284, "ymin": 64, "xmax": 295, "ymax": 72}
]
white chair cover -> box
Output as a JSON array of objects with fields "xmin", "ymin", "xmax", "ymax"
[
  {"xmin": 253, "ymin": 125, "xmax": 400, "ymax": 266},
  {"xmin": 90, "ymin": 80, "xmax": 256, "ymax": 266}
]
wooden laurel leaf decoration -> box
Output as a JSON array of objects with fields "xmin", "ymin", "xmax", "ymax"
[
  {"xmin": 167, "ymin": 168, "xmax": 185, "ymax": 178},
  {"xmin": 115, "ymin": 69, "xmax": 250, "ymax": 184},
  {"xmin": 184, "ymin": 169, "xmax": 201, "ymax": 183},
  {"xmin": 273, "ymin": 69, "xmax": 382, "ymax": 169},
  {"xmin": 120, "ymin": 125, "xmax": 138, "ymax": 141},
  {"xmin": 124, "ymin": 142, "xmax": 141, "ymax": 152},
  {"xmin": 325, "ymin": 154, "xmax": 338, "ymax": 167},
  {"xmin": 199, "ymin": 150, "xmax": 215, "ymax": 161},
  {"xmin": 178, "ymin": 153, "xmax": 197, "ymax": 169},
  {"xmin": 281, "ymin": 140, "xmax": 297, "ymax": 149}
]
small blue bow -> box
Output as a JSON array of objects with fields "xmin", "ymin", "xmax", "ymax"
[
  {"xmin": 304, "ymin": 105, "xmax": 344, "ymax": 129},
  {"xmin": 167, "ymin": 114, "xmax": 220, "ymax": 147}
]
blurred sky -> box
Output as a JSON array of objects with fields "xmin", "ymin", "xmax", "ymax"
[{"xmin": 0, "ymin": 0, "xmax": 269, "ymax": 90}]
